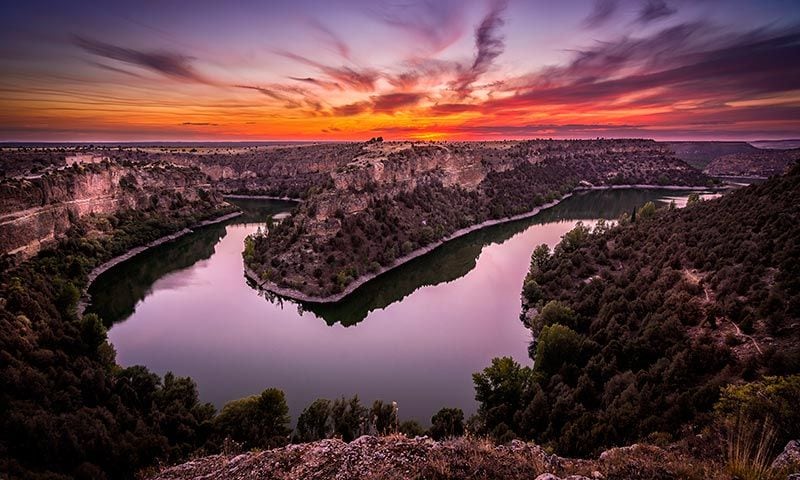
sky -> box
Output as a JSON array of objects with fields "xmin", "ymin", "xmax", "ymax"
[{"xmin": 1, "ymin": 0, "xmax": 799, "ymax": 142}]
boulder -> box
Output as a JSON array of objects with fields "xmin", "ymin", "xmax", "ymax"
[{"xmin": 772, "ymin": 440, "xmax": 800, "ymax": 471}]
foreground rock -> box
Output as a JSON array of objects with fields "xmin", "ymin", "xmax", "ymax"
[{"xmin": 149, "ymin": 436, "xmax": 727, "ymax": 480}]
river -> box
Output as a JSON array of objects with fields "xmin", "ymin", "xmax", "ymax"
[{"xmin": 88, "ymin": 189, "xmax": 716, "ymax": 424}]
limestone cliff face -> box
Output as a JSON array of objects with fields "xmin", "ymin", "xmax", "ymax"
[{"xmin": 0, "ymin": 162, "xmax": 220, "ymax": 258}]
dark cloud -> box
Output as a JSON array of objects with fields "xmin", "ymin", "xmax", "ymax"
[
  {"xmin": 583, "ymin": 0, "xmax": 619, "ymax": 28},
  {"xmin": 637, "ymin": 0, "xmax": 676, "ymax": 24},
  {"xmin": 331, "ymin": 92, "xmax": 423, "ymax": 116},
  {"xmin": 452, "ymin": 0, "xmax": 509, "ymax": 96},
  {"xmin": 386, "ymin": 58, "xmax": 461, "ymax": 91},
  {"xmin": 332, "ymin": 101, "xmax": 371, "ymax": 116},
  {"xmin": 288, "ymin": 76, "xmax": 343, "ymax": 90},
  {"xmin": 87, "ymin": 61, "xmax": 145, "ymax": 78},
  {"xmin": 73, "ymin": 36, "xmax": 210, "ymax": 84},
  {"xmin": 181, "ymin": 122, "xmax": 218, "ymax": 126},
  {"xmin": 428, "ymin": 103, "xmax": 480, "ymax": 115},
  {"xmin": 371, "ymin": 92, "xmax": 424, "ymax": 113}
]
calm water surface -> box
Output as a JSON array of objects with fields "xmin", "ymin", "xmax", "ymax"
[{"xmin": 89, "ymin": 190, "xmax": 713, "ymax": 423}]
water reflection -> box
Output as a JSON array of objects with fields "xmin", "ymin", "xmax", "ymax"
[
  {"xmin": 289, "ymin": 189, "xmax": 711, "ymax": 325},
  {"xmin": 94, "ymin": 189, "xmax": 712, "ymax": 421},
  {"xmin": 87, "ymin": 199, "xmax": 297, "ymax": 324}
]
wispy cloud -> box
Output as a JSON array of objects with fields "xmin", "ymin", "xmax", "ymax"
[
  {"xmin": 452, "ymin": 0, "xmax": 509, "ymax": 97},
  {"xmin": 307, "ymin": 18, "xmax": 352, "ymax": 60},
  {"xmin": 483, "ymin": 22, "xmax": 800, "ymax": 127},
  {"xmin": 583, "ymin": 0, "xmax": 619, "ymax": 28},
  {"xmin": 637, "ymin": 0, "xmax": 677, "ymax": 24},
  {"xmin": 288, "ymin": 76, "xmax": 343, "ymax": 91},
  {"xmin": 370, "ymin": 0, "xmax": 467, "ymax": 54},
  {"xmin": 73, "ymin": 36, "xmax": 212, "ymax": 84},
  {"xmin": 278, "ymin": 51, "xmax": 379, "ymax": 92},
  {"xmin": 330, "ymin": 92, "xmax": 424, "ymax": 116}
]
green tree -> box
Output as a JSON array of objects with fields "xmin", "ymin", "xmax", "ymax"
[
  {"xmin": 430, "ymin": 407, "xmax": 465, "ymax": 440},
  {"xmin": 399, "ymin": 420, "xmax": 426, "ymax": 437},
  {"xmin": 296, "ymin": 398, "xmax": 332, "ymax": 442},
  {"xmin": 638, "ymin": 201, "xmax": 657, "ymax": 219},
  {"xmin": 55, "ymin": 281, "xmax": 80, "ymax": 316},
  {"xmin": 80, "ymin": 313, "xmax": 107, "ymax": 351},
  {"xmin": 331, "ymin": 396, "xmax": 367, "ymax": 441},
  {"xmin": 473, "ymin": 357, "xmax": 534, "ymax": 438},
  {"xmin": 557, "ymin": 222, "xmax": 591, "ymax": 253},
  {"xmin": 529, "ymin": 244, "xmax": 551, "ymax": 274},
  {"xmin": 535, "ymin": 300, "xmax": 579, "ymax": 332},
  {"xmin": 215, "ymin": 388, "xmax": 291, "ymax": 448},
  {"xmin": 522, "ymin": 277, "xmax": 543, "ymax": 305},
  {"xmin": 533, "ymin": 324, "xmax": 584, "ymax": 377},
  {"xmin": 687, "ymin": 192, "xmax": 701, "ymax": 206}
]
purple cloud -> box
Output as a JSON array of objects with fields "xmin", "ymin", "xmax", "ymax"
[
  {"xmin": 637, "ymin": 0, "xmax": 677, "ymax": 24},
  {"xmin": 451, "ymin": 0, "xmax": 509, "ymax": 97},
  {"xmin": 73, "ymin": 36, "xmax": 211, "ymax": 84}
]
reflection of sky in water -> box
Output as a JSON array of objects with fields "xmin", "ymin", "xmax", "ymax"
[{"xmin": 105, "ymin": 191, "xmax": 707, "ymax": 424}]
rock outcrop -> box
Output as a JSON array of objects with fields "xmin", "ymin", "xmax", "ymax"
[
  {"xmin": 147, "ymin": 435, "xmax": 726, "ymax": 480},
  {"xmin": 772, "ymin": 440, "xmax": 800, "ymax": 472},
  {"xmin": 0, "ymin": 161, "xmax": 223, "ymax": 258}
]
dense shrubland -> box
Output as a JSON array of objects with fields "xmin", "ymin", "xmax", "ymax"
[
  {"xmin": 470, "ymin": 163, "xmax": 800, "ymax": 458},
  {"xmin": 0, "ymin": 202, "xmax": 235, "ymax": 479}
]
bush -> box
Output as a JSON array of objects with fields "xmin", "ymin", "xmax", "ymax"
[
  {"xmin": 715, "ymin": 375, "xmax": 800, "ymax": 450},
  {"xmin": 215, "ymin": 388, "xmax": 291, "ymax": 449},
  {"xmin": 430, "ymin": 407, "xmax": 465, "ymax": 440},
  {"xmin": 296, "ymin": 399, "xmax": 332, "ymax": 442}
]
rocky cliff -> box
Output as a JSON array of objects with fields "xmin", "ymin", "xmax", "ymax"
[
  {"xmin": 147, "ymin": 434, "xmax": 795, "ymax": 480},
  {"xmin": 0, "ymin": 161, "xmax": 223, "ymax": 258}
]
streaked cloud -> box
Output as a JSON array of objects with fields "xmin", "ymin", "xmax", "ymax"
[
  {"xmin": 1, "ymin": 0, "xmax": 798, "ymax": 141},
  {"xmin": 73, "ymin": 36, "xmax": 212, "ymax": 84}
]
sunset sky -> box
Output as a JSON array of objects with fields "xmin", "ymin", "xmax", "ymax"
[{"xmin": 1, "ymin": 0, "xmax": 799, "ymax": 142}]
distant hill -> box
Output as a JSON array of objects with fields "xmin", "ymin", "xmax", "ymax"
[
  {"xmin": 750, "ymin": 139, "xmax": 800, "ymax": 150},
  {"xmin": 664, "ymin": 141, "xmax": 761, "ymax": 170},
  {"xmin": 704, "ymin": 149, "xmax": 800, "ymax": 178},
  {"xmin": 665, "ymin": 141, "xmax": 799, "ymax": 177}
]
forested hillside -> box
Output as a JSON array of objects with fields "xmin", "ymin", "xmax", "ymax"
[
  {"xmin": 0, "ymin": 201, "xmax": 236, "ymax": 478},
  {"xmin": 485, "ymin": 162, "xmax": 800, "ymax": 456},
  {"xmin": 247, "ymin": 140, "xmax": 708, "ymax": 300}
]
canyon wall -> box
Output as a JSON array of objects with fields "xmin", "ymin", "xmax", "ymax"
[{"xmin": 0, "ymin": 162, "xmax": 222, "ymax": 258}]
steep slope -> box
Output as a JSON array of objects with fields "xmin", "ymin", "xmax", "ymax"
[{"xmin": 513, "ymin": 162, "xmax": 800, "ymax": 455}]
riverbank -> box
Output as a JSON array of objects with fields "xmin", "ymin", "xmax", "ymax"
[
  {"xmin": 78, "ymin": 210, "xmax": 242, "ymax": 316},
  {"xmin": 247, "ymin": 184, "xmax": 713, "ymax": 304},
  {"xmin": 224, "ymin": 193, "xmax": 303, "ymax": 202}
]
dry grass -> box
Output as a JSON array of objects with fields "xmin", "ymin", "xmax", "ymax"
[{"xmin": 725, "ymin": 414, "xmax": 781, "ymax": 480}]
